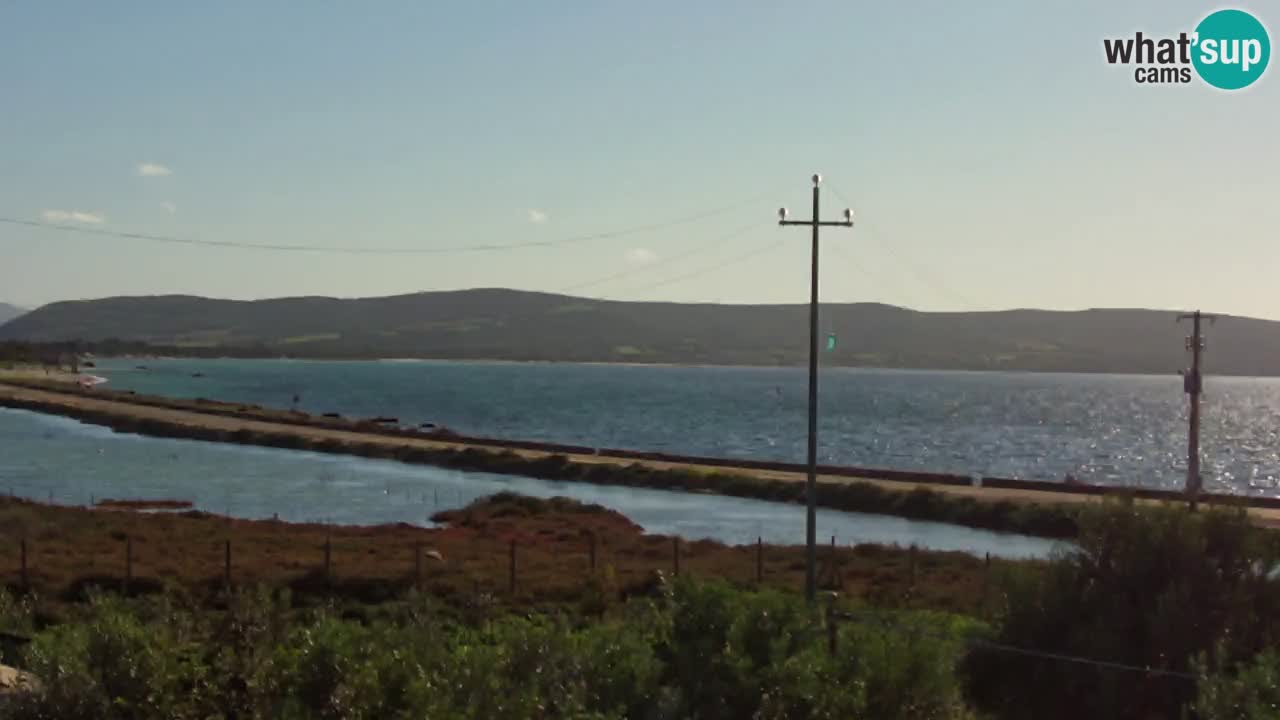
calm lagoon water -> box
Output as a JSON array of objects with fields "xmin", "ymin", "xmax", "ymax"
[
  {"xmin": 11, "ymin": 356, "xmax": 1273, "ymax": 558},
  {"xmin": 0, "ymin": 407, "xmax": 1059, "ymax": 559}
]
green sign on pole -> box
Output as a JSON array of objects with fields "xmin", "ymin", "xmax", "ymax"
[{"xmin": 826, "ymin": 333, "xmax": 837, "ymax": 352}]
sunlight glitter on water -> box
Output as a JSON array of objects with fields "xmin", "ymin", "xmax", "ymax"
[{"xmin": 89, "ymin": 359, "xmax": 1280, "ymax": 496}]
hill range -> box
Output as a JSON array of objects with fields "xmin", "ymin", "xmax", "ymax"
[
  {"xmin": 1, "ymin": 289, "xmax": 1276, "ymax": 375},
  {"xmin": 0, "ymin": 303, "xmax": 25, "ymax": 326}
]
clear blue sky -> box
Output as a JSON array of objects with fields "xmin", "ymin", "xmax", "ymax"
[{"xmin": 2, "ymin": 1, "xmax": 1277, "ymax": 317}]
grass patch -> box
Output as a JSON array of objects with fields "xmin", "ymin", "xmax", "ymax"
[{"xmin": 0, "ymin": 495, "xmax": 1010, "ymax": 618}]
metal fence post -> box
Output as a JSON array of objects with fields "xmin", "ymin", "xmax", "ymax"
[
  {"xmin": 830, "ymin": 535, "xmax": 837, "ymax": 588},
  {"xmin": 826, "ymin": 593, "xmax": 839, "ymax": 656},
  {"xmin": 747, "ymin": 532, "xmax": 757, "ymax": 584},
  {"xmin": 415, "ymin": 541, "xmax": 423, "ymax": 591},
  {"xmin": 509, "ymin": 539, "xmax": 517, "ymax": 596},
  {"xmin": 323, "ymin": 535, "xmax": 332, "ymax": 588},
  {"xmin": 125, "ymin": 535, "xmax": 133, "ymax": 594},
  {"xmin": 983, "ymin": 552, "xmax": 992, "ymax": 611},
  {"xmin": 909, "ymin": 544, "xmax": 918, "ymax": 589}
]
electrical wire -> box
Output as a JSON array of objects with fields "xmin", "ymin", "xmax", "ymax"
[
  {"xmin": 604, "ymin": 230, "xmax": 784, "ymax": 298},
  {"xmin": 824, "ymin": 242, "xmax": 904, "ymax": 304},
  {"xmin": 826, "ymin": 184, "xmax": 981, "ymax": 310},
  {"xmin": 558, "ymin": 221, "xmax": 761, "ymax": 294},
  {"xmin": 0, "ymin": 188, "xmax": 777, "ymax": 256},
  {"xmin": 830, "ymin": 607, "xmax": 1196, "ymax": 681}
]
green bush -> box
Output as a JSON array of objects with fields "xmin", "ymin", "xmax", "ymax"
[
  {"xmin": 655, "ymin": 578, "xmax": 977, "ymax": 720},
  {"xmin": 4, "ymin": 579, "xmax": 980, "ymax": 719},
  {"xmin": 965, "ymin": 500, "xmax": 1280, "ymax": 720},
  {"xmin": 13, "ymin": 594, "xmax": 205, "ymax": 719},
  {"xmin": 756, "ymin": 611, "xmax": 981, "ymax": 720},
  {"xmin": 1195, "ymin": 647, "xmax": 1280, "ymax": 720}
]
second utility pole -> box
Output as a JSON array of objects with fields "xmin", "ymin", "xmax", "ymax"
[
  {"xmin": 1178, "ymin": 309, "xmax": 1216, "ymax": 510},
  {"xmin": 779, "ymin": 174, "xmax": 853, "ymax": 603}
]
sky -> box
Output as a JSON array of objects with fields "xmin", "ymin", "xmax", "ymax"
[{"xmin": 2, "ymin": 1, "xmax": 1278, "ymax": 317}]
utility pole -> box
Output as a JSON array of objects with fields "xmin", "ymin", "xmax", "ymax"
[
  {"xmin": 779, "ymin": 175, "xmax": 853, "ymax": 603},
  {"xmin": 1178, "ymin": 310, "xmax": 1216, "ymax": 510}
]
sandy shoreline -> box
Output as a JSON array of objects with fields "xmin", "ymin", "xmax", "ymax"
[{"xmin": 0, "ymin": 366, "xmax": 89, "ymax": 383}]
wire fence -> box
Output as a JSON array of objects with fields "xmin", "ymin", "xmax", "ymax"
[
  {"xmin": 0, "ymin": 507, "xmax": 1203, "ymax": 687},
  {"xmin": 823, "ymin": 600, "xmax": 1196, "ymax": 682}
]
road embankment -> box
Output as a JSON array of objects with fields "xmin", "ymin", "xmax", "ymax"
[{"xmin": 3, "ymin": 378, "xmax": 1275, "ymax": 538}]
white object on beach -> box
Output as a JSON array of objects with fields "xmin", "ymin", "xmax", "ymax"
[{"xmin": 77, "ymin": 375, "xmax": 108, "ymax": 389}]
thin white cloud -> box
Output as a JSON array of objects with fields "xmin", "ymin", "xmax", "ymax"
[
  {"xmin": 161, "ymin": 201, "xmax": 178, "ymax": 214},
  {"xmin": 527, "ymin": 209, "xmax": 549, "ymax": 224},
  {"xmin": 137, "ymin": 162, "xmax": 172, "ymax": 177},
  {"xmin": 42, "ymin": 209, "xmax": 105, "ymax": 224},
  {"xmin": 625, "ymin": 247, "xmax": 658, "ymax": 265}
]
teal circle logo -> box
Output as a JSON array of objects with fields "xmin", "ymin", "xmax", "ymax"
[{"xmin": 1192, "ymin": 9, "xmax": 1270, "ymax": 90}]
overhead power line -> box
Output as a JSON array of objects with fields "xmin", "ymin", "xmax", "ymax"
[
  {"xmin": 604, "ymin": 231, "xmax": 784, "ymax": 298},
  {"xmin": 558, "ymin": 221, "xmax": 760, "ymax": 294},
  {"xmin": 0, "ymin": 189, "xmax": 776, "ymax": 256},
  {"xmin": 825, "ymin": 184, "xmax": 980, "ymax": 310},
  {"xmin": 825, "ymin": 242, "xmax": 901, "ymax": 302}
]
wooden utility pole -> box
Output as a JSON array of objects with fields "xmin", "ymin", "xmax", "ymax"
[
  {"xmin": 1178, "ymin": 310, "xmax": 1216, "ymax": 510},
  {"xmin": 778, "ymin": 175, "xmax": 854, "ymax": 603}
]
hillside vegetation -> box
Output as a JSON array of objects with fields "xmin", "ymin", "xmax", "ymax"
[
  {"xmin": 0, "ymin": 303, "xmax": 24, "ymax": 326},
  {"xmin": 3, "ymin": 289, "xmax": 1278, "ymax": 374}
]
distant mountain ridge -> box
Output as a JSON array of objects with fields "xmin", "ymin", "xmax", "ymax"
[
  {"xmin": 0, "ymin": 303, "xmax": 25, "ymax": 326},
  {"xmin": 2, "ymin": 289, "xmax": 1278, "ymax": 375}
]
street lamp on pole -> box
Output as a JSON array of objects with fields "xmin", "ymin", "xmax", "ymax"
[{"xmin": 778, "ymin": 174, "xmax": 854, "ymax": 603}]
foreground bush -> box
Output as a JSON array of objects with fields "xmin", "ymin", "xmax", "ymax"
[
  {"xmin": 4, "ymin": 579, "xmax": 978, "ymax": 720},
  {"xmin": 1195, "ymin": 647, "xmax": 1280, "ymax": 720},
  {"xmin": 966, "ymin": 501, "xmax": 1280, "ymax": 720},
  {"xmin": 15, "ymin": 503, "xmax": 1280, "ymax": 718}
]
